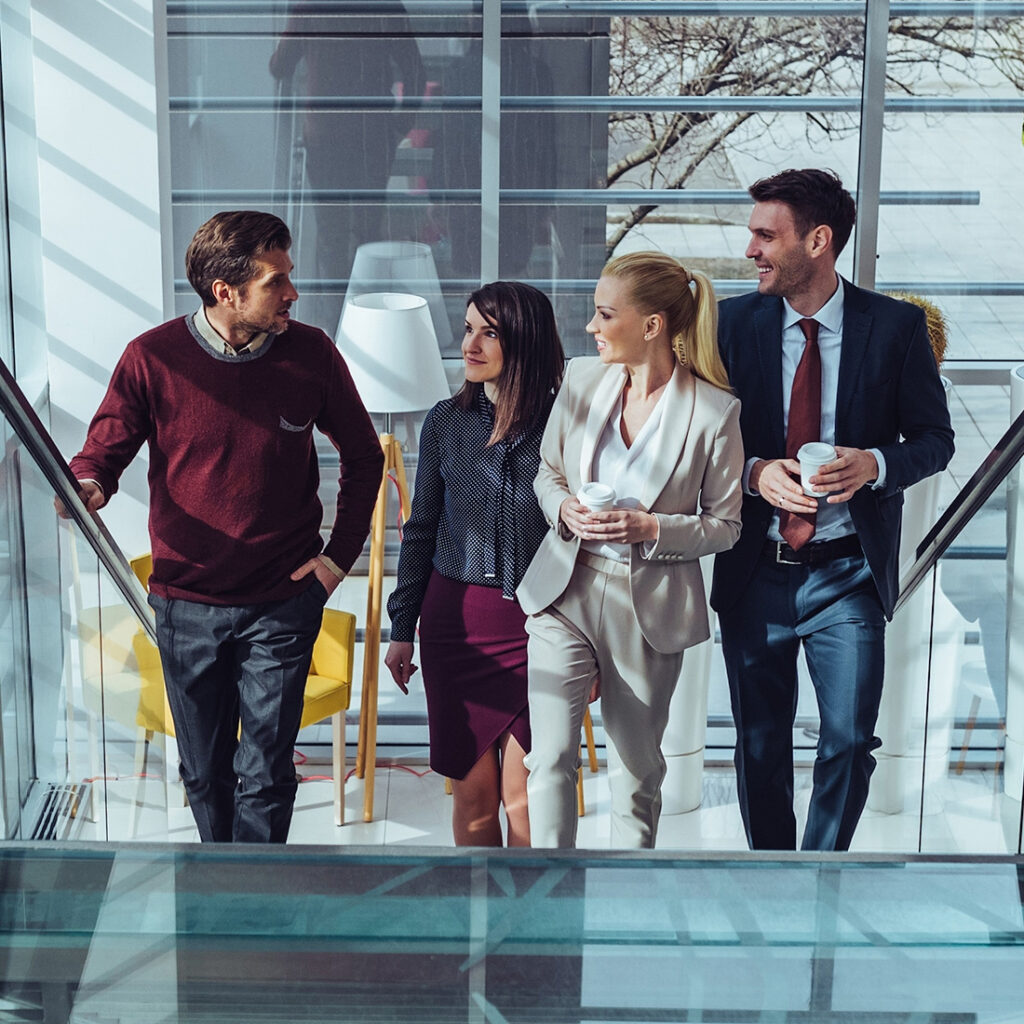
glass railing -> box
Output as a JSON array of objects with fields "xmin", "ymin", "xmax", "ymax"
[
  {"xmin": 867, "ymin": 389, "xmax": 1024, "ymax": 854},
  {"xmin": 6, "ymin": 346, "xmax": 1024, "ymax": 849},
  {"xmin": 0, "ymin": 356, "xmax": 170, "ymax": 842},
  {"xmin": 897, "ymin": 407, "xmax": 1024, "ymax": 615},
  {"xmin": 57, "ymin": 525, "xmax": 176, "ymax": 843},
  {"xmin": 1, "ymin": 843, "xmax": 1023, "ymax": 1021},
  {"xmin": 0, "ymin": 398, "xmax": 61, "ymax": 839},
  {"xmin": 0, "ymin": 360, "xmax": 154, "ymax": 641}
]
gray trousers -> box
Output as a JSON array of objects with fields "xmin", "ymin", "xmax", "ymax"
[
  {"xmin": 149, "ymin": 582, "xmax": 326, "ymax": 842},
  {"xmin": 525, "ymin": 552, "xmax": 684, "ymax": 848}
]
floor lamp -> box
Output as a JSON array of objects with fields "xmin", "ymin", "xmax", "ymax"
[{"xmin": 338, "ymin": 291, "xmax": 449, "ymax": 821}]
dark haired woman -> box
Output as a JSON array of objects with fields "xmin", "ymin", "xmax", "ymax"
[{"xmin": 385, "ymin": 281, "xmax": 565, "ymax": 846}]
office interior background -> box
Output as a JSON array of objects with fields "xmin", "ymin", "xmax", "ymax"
[
  {"xmin": 4, "ymin": 4, "xmax": 1024, "ymax": 1022},
  {"xmin": 2, "ymin": 0, "xmax": 1024, "ymax": 852}
]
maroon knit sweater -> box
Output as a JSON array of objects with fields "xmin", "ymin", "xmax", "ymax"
[{"xmin": 70, "ymin": 316, "xmax": 384, "ymax": 605}]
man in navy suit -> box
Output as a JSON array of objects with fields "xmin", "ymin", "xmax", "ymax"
[{"xmin": 711, "ymin": 169, "xmax": 954, "ymax": 850}]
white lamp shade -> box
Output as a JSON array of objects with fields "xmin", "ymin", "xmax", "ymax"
[
  {"xmin": 338, "ymin": 292, "xmax": 450, "ymax": 414},
  {"xmin": 343, "ymin": 240, "xmax": 448, "ymax": 347}
]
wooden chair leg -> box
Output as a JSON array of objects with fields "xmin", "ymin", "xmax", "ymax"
[
  {"xmin": 583, "ymin": 707, "xmax": 598, "ymax": 773},
  {"xmin": 356, "ymin": 693, "xmax": 368, "ymax": 778},
  {"xmin": 359, "ymin": 435, "xmax": 394, "ymax": 822},
  {"xmin": 444, "ymin": 777, "xmax": 452, "ymax": 796},
  {"xmin": 362, "ymin": 679, "xmax": 379, "ymax": 822},
  {"xmin": 333, "ymin": 711, "xmax": 345, "ymax": 826}
]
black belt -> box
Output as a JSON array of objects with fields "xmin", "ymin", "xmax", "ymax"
[{"xmin": 763, "ymin": 535, "xmax": 862, "ymax": 566}]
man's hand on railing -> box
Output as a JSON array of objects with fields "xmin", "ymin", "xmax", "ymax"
[{"xmin": 54, "ymin": 480, "xmax": 105, "ymax": 519}]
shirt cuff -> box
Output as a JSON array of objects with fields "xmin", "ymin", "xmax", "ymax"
[
  {"xmin": 317, "ymin": 554, "xmax": 346, "ymax": 580},
  {"xmin": 869, "ymin": 448, "xmax": 887, "ymax": 490},
  {"xmin": 743, "ymin": 457, "xmax": 762, "ymax": 496},
  {"xmin": 640, "ymin": 512, "xmax": 661, "ymax": 558}
]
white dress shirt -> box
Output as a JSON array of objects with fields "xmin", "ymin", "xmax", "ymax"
[
  {"xmin": 744, "ymin": 277, "xmax": 887, "ymax": 543},
  {"xmin": 583, "ymin": 372, "xmax": 670, "ymax": 563}
]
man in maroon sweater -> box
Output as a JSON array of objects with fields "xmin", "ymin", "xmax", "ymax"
[{"xmin": 66, "ymin": 211, "xmax": 384, "ymax": 842}]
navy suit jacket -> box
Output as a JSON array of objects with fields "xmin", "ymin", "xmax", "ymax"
[{"xmin": 710, "ymin": 279, "xmax": 955, "ymax": 620}]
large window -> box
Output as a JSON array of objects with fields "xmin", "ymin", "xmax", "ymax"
[
  {"xmin": 879, "ymin": 0, "xmax": 1024, "ymax": 361},
  {"xmin": 167, "ymin": 2, "xmax": 609, "ymax": 352},
  {"xmin": 159, "ymin": 0, "xmax": 1024, "ymax": 846},
  {"xmin": 166, "ymin": 1, "xmax": 1024, "ymax": 363}
]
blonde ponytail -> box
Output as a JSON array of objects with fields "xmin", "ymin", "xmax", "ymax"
[
  {"xmin": 673, "ymin": 270, "xmax": 731, "ymax": 392},
  {"xmin": 602, "ymin": 251, "xmax": 732, "ymax": 393}
]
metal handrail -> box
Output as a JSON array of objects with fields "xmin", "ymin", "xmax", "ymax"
[
  {"xmin": 0, "ymin": 356, "xmax": 157, "ymax": 643},
  {"xmin": 894, "ymin": 407, "xmax": 1024, "ymax": 615},
  {"xmin": 164, "ymin": 0, "xmax": 1024, "ymax": 16},
  {"xmin": 170, "ymin": 186, "xmax": 980, "ymax": 206},
  {"xmin": 172, "ymin": 278, "xmax": 1024, "ymax": 299},
  {"xmin": 167, "ymin": 95, "xmax": 1024, "ymax": 115}
]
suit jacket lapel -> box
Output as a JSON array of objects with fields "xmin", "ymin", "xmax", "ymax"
[
  {"xmin": 639, "ymin": 365, "xmax": 696, "ymax": 511},
  {"xmin": 754, "ymin": 299, "xmax": 786, "ymax": 454},
  {"xmin": 578, "ymin": 363, "xmax": 627, "ymax": 484},
  {"xmin": 837, "ymin": 280, "xmax": 872, "ymax": 432}
]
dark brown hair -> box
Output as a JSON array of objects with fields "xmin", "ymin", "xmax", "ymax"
[
  {"xmin": 748, "ymin": 168, "xmax": 857, "ymax": 257},
  {"xmin": 185, "ymin": 210, "xmax": 292, "ymax": 306},
  {"xmin": 455, "ymin": 281, "xmax": 565, "ymax": 445}
]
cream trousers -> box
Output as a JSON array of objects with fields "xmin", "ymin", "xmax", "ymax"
[{"xmin": 525, "ymin": 551, "xmax": 684, "ymax": 848}]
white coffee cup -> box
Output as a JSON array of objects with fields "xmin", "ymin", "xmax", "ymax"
[
  {"xmin": 798, "ymin": 442, "xmax": 837, "ymax": 496},
  {"xmin": 577, "ymin": 482, "xmax": 616, "ymax": 513}
]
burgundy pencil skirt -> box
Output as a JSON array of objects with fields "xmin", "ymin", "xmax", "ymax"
[{"xmin": 418, "ymin": 570, "xmax": 532, "ymax": 780}]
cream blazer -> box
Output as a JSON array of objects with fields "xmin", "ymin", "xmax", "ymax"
[{"xmin": 517, "ymin": 356, "xmax": 744, "ymax": 654}]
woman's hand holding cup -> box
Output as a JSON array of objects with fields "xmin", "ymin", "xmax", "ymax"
[
  {"xmin": 560, "ymin": 483, "xmax": 617, "ymax": 540},
  {"xmin": 576, "ymin": 482, "xmax": 617, "ymax": 513}
]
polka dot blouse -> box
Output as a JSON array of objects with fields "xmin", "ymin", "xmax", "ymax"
[{"xmin": 387, "ymin": 388, "xmax": 550, "ymax": 643}]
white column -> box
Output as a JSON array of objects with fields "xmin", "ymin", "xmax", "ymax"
[
  {"xmin": 1004, "ymin": 366, "xmax": 1024, "ymax": 799},
  {"xmin": 869, "ymin": 378, "xmax": 952, "ymax": 814},
  {"xmin": 662, "ymin": 558, "xmax": 713, "ymax": 814},
  {"xmin": 869, "ymin": 466, "xmax": 945, "ymax": 813}
]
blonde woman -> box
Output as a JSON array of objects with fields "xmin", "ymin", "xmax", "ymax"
[{"xmin": 517, "ymin": 251, "xmax": 744, "ymax": 848}]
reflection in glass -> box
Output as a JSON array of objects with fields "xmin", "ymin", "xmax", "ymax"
[
  {"xmin": 268, "ymin": 7, "xmax": 429, "ymax": 331},
  {"xmin": 3, "ymin": 846, "xmax": 1024, "ymax": 1020},
  {"xmin": 61, "ymin": 526, "xmax": 173, "ymax": 842},
  {"xmin": 880, "ymin": 7, "xmax": 1024, "ymax": 360}
]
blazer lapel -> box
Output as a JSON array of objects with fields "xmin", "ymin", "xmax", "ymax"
[
  {"xmin": 578, "ymin": 363, "xmax": 627, "ymax": 484},
  {"xmin": 639, "ymin": 365, "xmax": 696, "ymax": 511},
  {"xmin": 836, "ymin": 280, "xmax": 872, "ymax": 432},
  {"xmin": 753, "ymin": 300, "xmax": 786, "ymax": 454}
]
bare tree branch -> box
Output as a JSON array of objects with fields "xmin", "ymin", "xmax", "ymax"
[
  {"xmin": 606, "ymin": 111, "xmax": 752, "ymax": 256},
  {"xmin": 603, "ymin": 11, "xmax": 1024, "ymax": 254}
]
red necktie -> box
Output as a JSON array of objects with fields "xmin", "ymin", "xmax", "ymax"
[{"xmin": 779, "ymin": 318, "xmax": 821, "ymax": 550}]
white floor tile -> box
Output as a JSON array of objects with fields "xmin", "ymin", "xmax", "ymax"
[{"xmin": 71, "ymin": 750, "xmax": 1024, "ymax": 855}]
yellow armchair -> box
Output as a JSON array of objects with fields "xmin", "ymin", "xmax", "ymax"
[
  {"xmin": 304, "ymin": 608, "xmax": 356, "ymax": 826},
  {"xmin": 129, "ymin": 554, "xmax": 356, "ymax": 826}
]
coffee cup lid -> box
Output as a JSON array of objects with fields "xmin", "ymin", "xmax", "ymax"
[{"xmin": 798, "ymin": 442, "xmax": 835, "ymax": 460}]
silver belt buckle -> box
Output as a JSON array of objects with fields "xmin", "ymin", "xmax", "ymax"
[{"xmin": 774, "ymin": 541, "xmax": 801, "ymax": 565}]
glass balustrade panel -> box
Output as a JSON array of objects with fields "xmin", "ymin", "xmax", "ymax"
[{"xmin": 60, "ymin": 524, "xmax": 173, "ymax": 842}]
